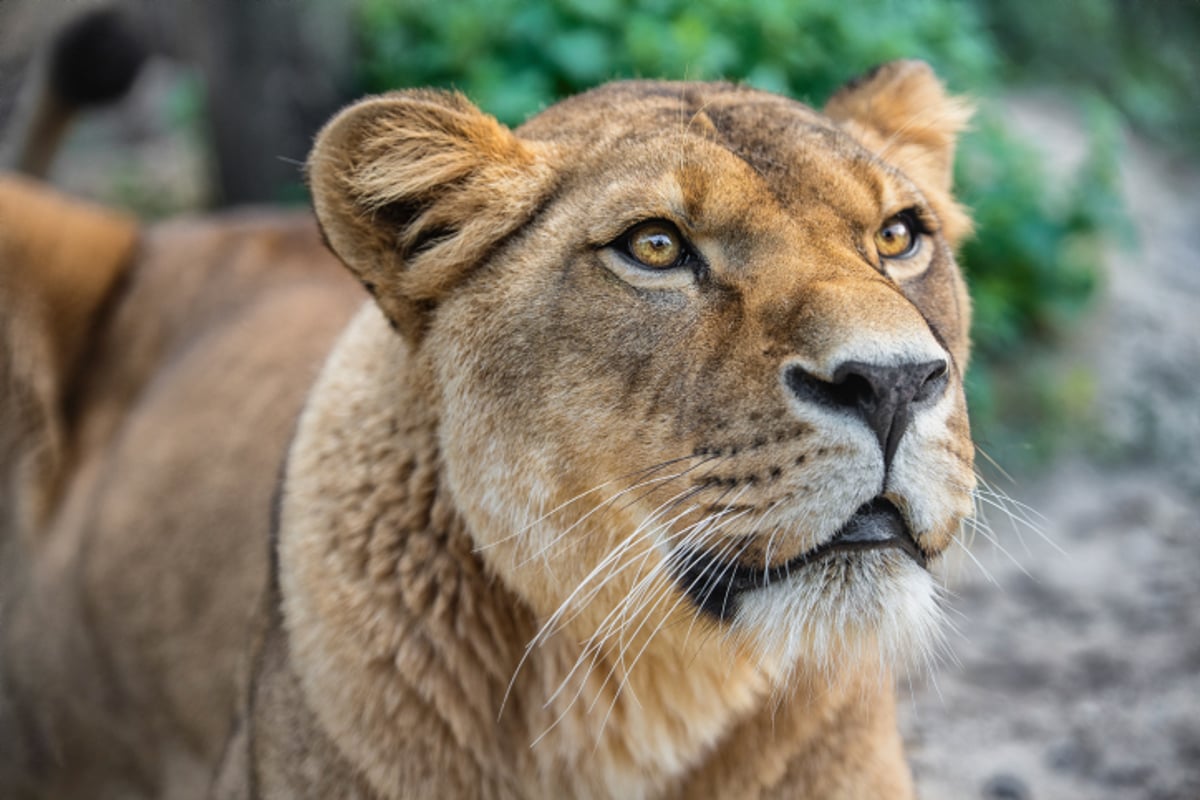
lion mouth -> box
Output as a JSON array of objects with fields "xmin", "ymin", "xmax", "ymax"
[
  {"xmin": 811, "ymin": 497, "xmax": 926, "ymax": 567},
  {"xmin": 673, "ymin": 497, "xmax": 926, "ymax": 620}
]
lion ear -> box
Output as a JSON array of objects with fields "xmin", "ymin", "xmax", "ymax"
[
  {"xmin": 308, "ymin": 90, "xmax": 558, "ymax": 339},
  {"xmin": 824, "ymin": 60, "xmax": 973, "ymax": 245}
]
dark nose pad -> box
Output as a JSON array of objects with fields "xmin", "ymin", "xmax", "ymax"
[{"xmin": 784, "ymin": 359, "xmax": 949, "ymax": 470}]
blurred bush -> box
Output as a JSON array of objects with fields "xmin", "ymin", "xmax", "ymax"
[
  {"xmin": 357, "ymin": 0, "xmax": 1128, "ymax": 467},
  {"xmin": 980, "ymin": 0, "xmax": 1200, "ymax": 157}
]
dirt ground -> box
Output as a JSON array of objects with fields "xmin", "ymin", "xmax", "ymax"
[
  {"xmin": 9, "ymin": 59, "xmax": 1200, "ymax": 799},
  {"xmin": 902, "ymin": 98, "xmax": 1200, "ymax": 800}
]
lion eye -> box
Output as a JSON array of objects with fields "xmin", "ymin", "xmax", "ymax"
[
  {"xmin": 622, "ymin": 221, "xmax": 687, "ymax": 270},
  {"xmin": 875, "ymin": 214, "xmax": 920, "ymax": 259}
]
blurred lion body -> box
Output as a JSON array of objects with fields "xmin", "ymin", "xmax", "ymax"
[
  {"xmin": 2, "ymin": 62, "xmax": 975, "ymax": 799},
  {"xmin": 0, "ymin": 178, "xmax": 361, "ymax": 797}
]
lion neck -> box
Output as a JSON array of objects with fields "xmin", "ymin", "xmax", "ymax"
[{"xmin": 278, "ymin": 306, "xmax": 792, "ymax": 798}]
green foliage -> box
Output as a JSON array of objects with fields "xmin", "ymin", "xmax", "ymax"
[
  {"xmin": 358, "ymin": 0, "xmax": 999, "ymax": 121},
  {"xmin": 356, "ymin": 0, "xmax": 1127, "ymax": 466},
  {"xmin": 980, "ymin": 0, "xmax": 1200, "ymax": 156},
  {"xmin": 960, "ymin": 107, "xmax": 1120, "ymax": 338},
  {"xmin": 957, "ymin": 95, "xmax": 1126, "ymax": 466}
]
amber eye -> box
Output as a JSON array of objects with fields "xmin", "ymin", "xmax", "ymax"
[
  {"xmin": 623, "ymin": 221, "xmax": 686, "ymax": 270},
  {"xmin": 875, "ymin": 214, "xmax": 919, "ymax": 259}
]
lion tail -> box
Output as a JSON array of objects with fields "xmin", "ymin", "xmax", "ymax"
[{"xmin": 3, "ymin": 6, "xmax": 148, "ymax": 177}]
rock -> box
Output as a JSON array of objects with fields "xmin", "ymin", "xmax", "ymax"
[{"xmin": 982, "ymin": 773, "xmax": 1031, "ymax": 800}]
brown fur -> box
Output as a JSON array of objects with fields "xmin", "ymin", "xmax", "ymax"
[{"xmin": 1, "ymin": 61, "xmax": 976, "ymax": 798}]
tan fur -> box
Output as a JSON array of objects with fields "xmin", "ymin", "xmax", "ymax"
[
  {"xmin": 824, "ymin": 60, "xmax": 974, "ymax": 249},
  {"xmin": 0, "ymin": 194, "xmax": 362, "ymax": 798},
  {"xmin": 0, "ymin": 177, "xmax": 138, "ymax": 539},
  {"xmin": 2, "ymin": 61, "xmax": 976, "ymax": 798}
]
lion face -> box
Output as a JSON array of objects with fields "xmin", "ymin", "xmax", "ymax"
[{"xmin": 310, "ymin": 62, "xmax": 975, "ymax": 678}]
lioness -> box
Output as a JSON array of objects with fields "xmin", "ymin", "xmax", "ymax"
[{"xmin": 1, "ymin": 60, "xmax": 975, "ymax": 799}]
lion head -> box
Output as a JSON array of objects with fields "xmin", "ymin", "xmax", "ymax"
[{"xmin": 303, "ymin": 60, "xmax": 974, "ymax": 728}]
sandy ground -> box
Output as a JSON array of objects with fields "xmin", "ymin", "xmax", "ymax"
[
  {"xmin": 905, "ymin": 463, "xmax": 1200, "ymax": 800},
  {"xmin": 902, "ymin": 98, "xmax": 1200, "ymax": 800}
]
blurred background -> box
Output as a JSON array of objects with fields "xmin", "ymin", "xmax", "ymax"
[{"xmin": 1, "ymin": 1, "xmax": 1196, "ymax": 797}]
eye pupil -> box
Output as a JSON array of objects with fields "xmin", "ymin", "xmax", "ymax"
[
  {"xmin": 875, "ymin": 215, "xmax": 917, "ymax": 259},
  {"xmin": 645, "ymin": 233, "xmax": 671, "ymax": 251},
  {"xmin": 628, "ymin": 223, "xmax": 683, "ymax": 269}
]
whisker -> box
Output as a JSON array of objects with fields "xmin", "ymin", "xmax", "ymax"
[
  {"xmin": 613, "ymin": 455, "xmax": 724, "ymax": 514},
  {"xmin": 960, "ymin": 511, "xmax": 1032, "ymax": 579},
  {"xmin": 540, "ymin": 494, "xmax": 706, "ymax": 646},
  {"xmin": 974, "ymin": 479, "xmax": 1063, "ymax": 556},
  {"xmin": 498, "ymin": 478, "xmax": 710, "ymax": 720},
  {"xmin": 477, "ymin": 451, "xmax": 713, "ymax": 554},
  {"xmin": 530, "ymin": 481, "xmax": 735, "ymax": 721},
  {"xmin": 974, "ymin": 489, "xmax": 1032, "ymax": 557},
  {"xmin": 516, "ymin": 456, "xmax": 720, "ymax": 569},
  {"xmin": 950, "ymin": 528, "xmax": 999, "ymax": 585},
  {"xmin": 974, "ymin": 473, "xmax": 1048, "ymax": 523},
  {"xmin": 571, "ymin": 487, "xmax": 757, "ymax": 738},
  {"xmin": 973, "ymin": 443, "xmax": 1016, "ymax": 485},
  {"xmin": 973, "ymin": 487, "xmax": 1063, "ymax": 558}
]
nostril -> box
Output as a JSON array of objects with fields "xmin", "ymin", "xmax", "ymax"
[
  {"xmin": 913, "ymin": 359, "xmax": 949, "ymax": 404},
  {"xmin": 783, "ymin": 364, "xmax": 838, "ymax": 410},
  {"xmin": 782, "ymin": 357, "xmax": 950, "ymax": 470},
  {"xmin": 828, "ymin": 359, "xmax": 949, "ymax": 409},
  {"xmin": 829, "ymin": 371, "xmax": 874, "ymax": 410},
  {"xmin": 784, "ymin": 364, "xmax": 879, "ymax": 411}
]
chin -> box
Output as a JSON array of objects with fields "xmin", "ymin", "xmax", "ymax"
[{"xmin": 731, "ymin": 552, "xmax": 946, "ymax": 683}]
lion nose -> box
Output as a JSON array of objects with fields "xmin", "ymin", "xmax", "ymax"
[{"xmin": 784, "ymin": 359, "xmax": 948, "ymax": 469}]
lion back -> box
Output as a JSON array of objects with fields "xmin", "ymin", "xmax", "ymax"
[{"xmin": 0, "ymin": 175, "xmax": 137, "ymax": 543}]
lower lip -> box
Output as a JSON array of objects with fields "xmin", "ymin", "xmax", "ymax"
[{"xmin": 672, "ymin": 498, "xmax": 926, "ymax": 617}]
